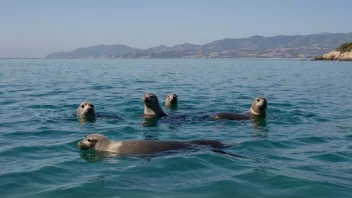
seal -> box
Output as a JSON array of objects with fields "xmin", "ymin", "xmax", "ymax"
[
  {"xmin": 77, "ymin": 134, "xmax": 229, "ymax": 155},
  {"xmin": 165, "ymin": 93, "xmax": 178, "ymax": 107},
  {"xmin": 142, "ymin": 93, "xmax": 167, "ymax": 118},
  {"xmin": 211, "ymin": 97, "xmax": 267, "ymax": 120},
  {"xmin": 77, "ymin": 101, "xmax": 97, "ymax": 118}
]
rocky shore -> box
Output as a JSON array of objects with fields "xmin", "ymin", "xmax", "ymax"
[{"xmin": 314, "ymin": 42, "xmax": 352, "ymax": 61}]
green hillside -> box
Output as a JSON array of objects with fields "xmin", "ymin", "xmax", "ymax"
[{"xmin": 336, "ymin": 42, "xmax": 352, "ymax": 53}]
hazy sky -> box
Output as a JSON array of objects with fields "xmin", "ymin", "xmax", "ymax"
[{"xmin": 0, "ymin": 0, "xmax": 351, "ymax": 58}]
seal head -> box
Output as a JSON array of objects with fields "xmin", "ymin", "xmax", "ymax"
[
  {"xmin": 249, "ymin": 97, "xmax": 267, "ymax": 117},
  {"xmin": 77, "ymin": 134, "xmax": 112, "ymax": 151},
  {"xmin": 165, "ymin": 93, "xmax": 178, "ymax": 107},
  {"xmin": 77, "ymin": 101, "xmax": 97, "ymax": 118},
  {"xmin": 142, "ymin": 93, "xmax": 167, "ymax": 117}
]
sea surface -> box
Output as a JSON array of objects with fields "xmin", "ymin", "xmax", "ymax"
[{"xmin": 0, "ymin": 59, "xmax": 351, "ymax": 198}]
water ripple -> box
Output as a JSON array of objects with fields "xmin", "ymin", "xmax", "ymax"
[{"xmin": 0, "ymin": 59, "xmax": 352, "ymax": 197}]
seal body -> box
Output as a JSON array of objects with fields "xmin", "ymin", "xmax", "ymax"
[
  {"xmin": 77, "ymin": 134, "xmax": 228, "ymax": 155},
  {"xmin": 211, "ymin": 97, "xmax": 267, "ymax": 120},
  {"xmin": 165, "ymin": 93, "xmax": 178, "ymax": 107},
  {"xmin": 77, "ymin": 101, "xmax": 97, "ymax": 118},
  {"xmin": 211, "ymin": 112, "xmax": 251, "ymax": 120},
  {"xmin": 142, "ymin": 93, "xmax": 167, "ymax": 118}
]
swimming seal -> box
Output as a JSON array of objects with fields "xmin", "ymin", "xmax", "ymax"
[
  {"xmin": 211, "ymin": 97, "xmax": 267, "ymax": 120},
  {"xmin": 77, "ymin": 101, "xmax": 97, "ymax": 118},
  {"xmin": 142, "ymin": 93, "xmax": 167, "ymax": 118},
  {"xmin": 165, "ymin": 93, "xmax": 178, "ymax": 107},
  {"xmin": 77, "ymin": 134, "xmax": 228, "ymax": 155}
]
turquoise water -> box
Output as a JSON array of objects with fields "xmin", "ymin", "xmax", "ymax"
[{"xmin": 1, "ymin": 59, "xmax": 351, "ymax": 197}]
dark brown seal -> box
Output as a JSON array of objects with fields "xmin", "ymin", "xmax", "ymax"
[{"xmin": 211, "ymin": 97, "xmax": 267, "ymax": 120}]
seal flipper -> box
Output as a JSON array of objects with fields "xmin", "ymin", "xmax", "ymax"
[{"xmin": 210, "ymin": 149, "xmax": 247, "ymax": 158}]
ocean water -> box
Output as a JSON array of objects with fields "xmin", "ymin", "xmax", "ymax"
[{"xmin": 0, "ymin": 59, "xmax": 351, "ymax": 198}]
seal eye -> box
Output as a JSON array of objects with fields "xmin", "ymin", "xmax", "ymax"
[
  {"xmin": 150, "ymin": 95, "xmax": 155, "ymax": 98},
  {"xmin": 87, "ymin": 138, "xmax": 92, "ymax": 142},
  {"xmin": 90, "ymin": 104, "xmax": 94, "ymax": 107},
  {"xmin": 256, "ymin": 99, "xmax": 260, "ymax": 102},
  {"xmin": 81, "ymin": 105, "xmax": 85, "ymax": 108}
]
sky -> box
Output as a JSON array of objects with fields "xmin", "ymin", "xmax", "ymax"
[{"xmin": 0, "ymin": 0, "xmax": 351, "ymax": 58}]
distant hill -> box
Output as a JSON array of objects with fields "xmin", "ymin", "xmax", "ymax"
[
  {"xmin": 45, "ymin": 44, "xmax": 140, "ymax": 58},
  {"xmin": 45, "ymin": 33, "xmax": 352, "ymax": 59}
]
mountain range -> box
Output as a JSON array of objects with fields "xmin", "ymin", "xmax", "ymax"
[{"xmin": 45, "ymin": 32, "xmax": 352, "ymax": 59}]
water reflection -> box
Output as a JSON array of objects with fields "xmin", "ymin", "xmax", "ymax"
[
  {"xmin": 77, "ymin": 117, "xmax": 97, "ymax": 124},
  {"xmin": 141, "ymin": 114, "xmax": 187, "ymax": 128},
  {"xmin": 251, "ymin": 117, "xmax": 268, "ymax": 131},
  {"xmin": 77, "ymin": 113, "xmax": 122, "ymax": 124},
  {"xmin": 251, "ymin": 117, "xmax": 269, "ymax": 138},
  {"xmin": 96, "ymin": 113, "xmax": 122, "ymax": 119},
  {"xmin": 79, "ymin": 146, "xmax": 246, "ymax": 163},
  {"xmin": 164, "ymin": 105, "xmax": 178, "ymax": 111},
  {"xmin": 79, "ymin": 151, "xmax": 120, "ymax": 162},
  {"xmin": 79, "ymin": 149, "xmax": 195, "ymax": 163},
  {"xmin": 143, "ymin": 129, "xmax": 159, "ymax": 140},
  {"xmin": 142, "ymin": 117, "xmax": 160, "ymax": 127}
]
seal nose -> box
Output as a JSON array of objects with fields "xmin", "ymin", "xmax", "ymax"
[{"xmin": 258, "ymin": 102, "xmax": 266, "ymax": 110}]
